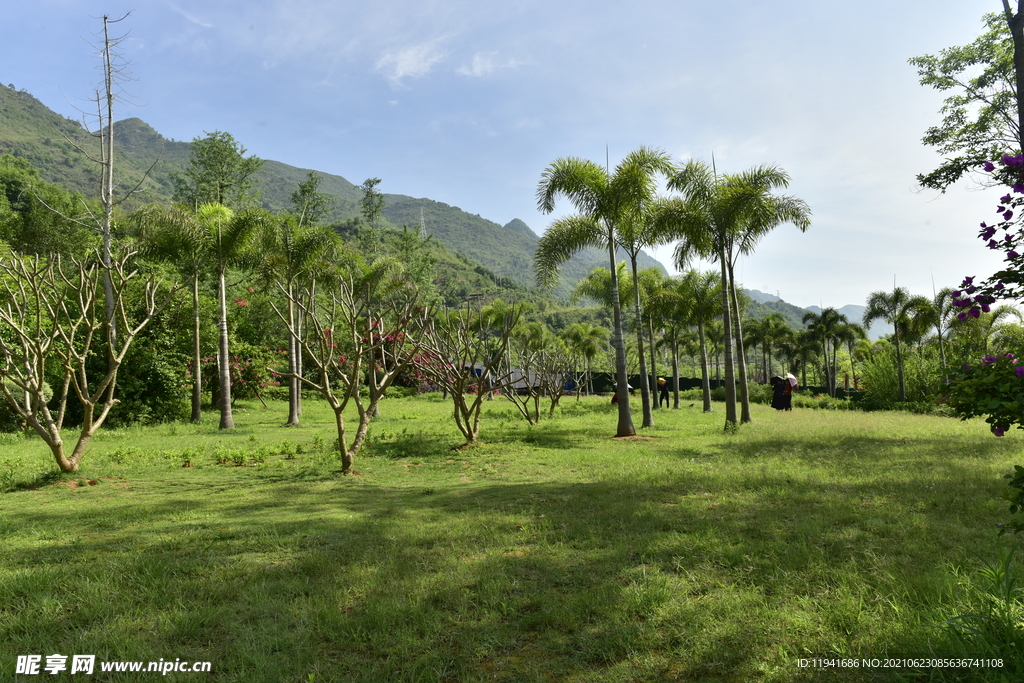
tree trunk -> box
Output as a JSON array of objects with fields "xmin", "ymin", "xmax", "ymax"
[
  {"xmin": 191, "ymin": 274, "xmax": 202, "ymax": 422},
  {"xmin": 698, "ymin": 321, "xmax": 712, "ymax": 412},
  {"xmin": 631, "ymin": 257, "xmax": 654, "ymax": 428},
  {"xmin": 718, "ymin": 246, "xmax": 737, "ymax": 429},
  {"xmin": 217, "ymin": 263, "xmax": 234, "ymax": 429},
  {"xmin": 1002, "ymin": 1, "xmax": 1024, "ymax": 150},
  {"xmin": 608, "ymin": 234, "xmax": 636, "ymax": 436},
  {"xmin": 648, "ymin": 313, "xmax": 659, "ymax": 412},
  {"xmin": 286, "ymin": 289, "xmax": 300, "ymax": 425},
  {"xmin": 894, "ymin": 326, "xmax": 907, "ymax": 402},
  {"xmin": 671, "ymin": 330, "xmax": 680, "ymax": 409},
  {"xmin": 727, "ymin": 265, "xmax": 752, "ymax": 424}
]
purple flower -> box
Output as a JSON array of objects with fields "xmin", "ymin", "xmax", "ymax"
[
  {"xmin": 1004, "ymin": 153, "xmax": 1024, "ymax": 168},
  {"xmin": 963, "ymin": 364, "xmax": 971, "ymax": 369},
  {"xmin": 1009, "ymin": 250, "xmax": 1020, "ymax": 259},
  {"xmin": 994, "ymin": 426, "xmax": 1006, "ymax": 437},
  {"xmin": 996, "ymin": 282, "xmax": 1006, "ymax": 290},
  {"xmin": 1002, "ymin": 194, "xmax": 1013, "ymax": 204},
  {"xmin": 1008, "ymin": 353, "xmax": 1016, "ymax": 359},
  {"xmin": 982, "ymin": 304, "xmax": 992, "ymax": 313},
  {"xmin": 1005, "ymin": 210, "xmax": 1015, "ymax": 221},
  {"xmin": 958, "ymin": 312, "xmax": 968, "ymax": 321},
  {"xmin": 985, "ymin": 161, "xmax": 996, "ymax": 172},
  {"xmin": 969, "ymin": 308, "xmax": 982, "ymax": 318},
  {"xmin": 1016, "ymin": 366, "xmax": 1024, "ymax": 376},
  {"xmin": 989, "ymin": 239, "xmax": 1000, "ymax": 249},
  {"xmin": 1013, "ymin": 182, "xmax": 1024, "ymax": 193},
  {"xmin": 964, "ymin": 276, "xmax": 975, "ymax": 285}
]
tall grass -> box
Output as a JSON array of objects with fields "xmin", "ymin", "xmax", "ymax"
[{"xmin": 2, "ymin": 396, "xmax": 1023, "ymax": 681}]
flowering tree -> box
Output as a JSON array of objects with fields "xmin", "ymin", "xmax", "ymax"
[
  {"xmin": 415, "ymin": 301, "xmax": 522, "ymax": 443},
  {"xmin": 272, "ymin": 256, "xmax": 428, "ymax": 474}
]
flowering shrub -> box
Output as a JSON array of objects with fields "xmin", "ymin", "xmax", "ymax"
[
  {"xmin": 944, "ymin": 353, "xmax": 1024, "ymax": 437},
  {"xmin": 952, "ymin": 153, "xmax": 1024, "ymax": 319},
  {"xmin": 197, "ymin": 342, "xmax": 285, "ymax": 400}
]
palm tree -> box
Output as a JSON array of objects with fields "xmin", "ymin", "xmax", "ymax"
[
  {"xmin": 930, "ymin": 287, "xmax": 955, "ymax": 372},
  {"xmin": 863, "ymin": 287, "xmax": 932, "ymax": 402},
  {"xmin": 835, "ymin": 321, "xmax": 868, "ymax": 391},
  {"xmin": 560, "ymin": 322, "xmax": 608, "ymax": 398},
  {"xmin": 635, "ymin": 267, "xmax": 668, "ymax": 414},
  {"xmin": 206, "ymin": 204, "xmax": 269, "ymax": 428},
  {"xmin": 802, "ymin": 308, "xmax": 848, "ymax": 397},
  {"xmin": 133, "ymin": 202, "xmax": 267, "ymax": 427},
  {"xmin": 535, "ymin": 147, "xmax": 673, "ymax": 436},
  {"xmin": 133, "ymin": 203, "xmax": 214, "ymax": 423},
  {"xmin": 255, "ymin": 215, "xmax": 340, "ymax": 425},
  {"xmin": 658, "ymin": 160, "xmax": 811, "ymax": 429}
]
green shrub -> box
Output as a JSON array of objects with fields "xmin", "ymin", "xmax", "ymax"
[{"xmin": 860, "ymin": 346, "xmax": 945, "ymax": 405}]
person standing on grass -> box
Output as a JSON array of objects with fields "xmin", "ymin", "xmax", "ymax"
[
  {"xmin": 657, "ymin": 377, "xmax": 670, "ymax": 408},
  {"xmin": 770, "ymin": 376, "xmax": 787, "ymax": 411},
  {"xmin": 784, "ymin": 373, "xmax": 797, "ymax": 411}
]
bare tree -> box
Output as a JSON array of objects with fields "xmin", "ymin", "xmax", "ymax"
[
  {"xmin": 273, "ymin": 257, "xmax": 428, "ymax": 474},
  {"xmin": 0, "ymin": 250, "xmax": 173, "ymax": 472},
  {"xmin": 416, "ymin": 302, "xmax": 522, "ymax": 443}
]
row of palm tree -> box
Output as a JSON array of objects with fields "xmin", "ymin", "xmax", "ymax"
[{"xmin": 535, "ymin": 148, "xmax": 812, "ymax": 433}]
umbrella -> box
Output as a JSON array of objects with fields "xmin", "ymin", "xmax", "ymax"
[{"xmin": 786, "ymin": 373, "xmax": 798, "ymax": 388}]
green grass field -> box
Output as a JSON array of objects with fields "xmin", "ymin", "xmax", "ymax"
[{"xmin": 2, "ymin": 395, "xmax": 1024, "ymax": 682}]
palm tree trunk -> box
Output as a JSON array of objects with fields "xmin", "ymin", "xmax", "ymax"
[
  {"xmin": 608, "ymin": 234, "xmax": 635, "ymax": 436},
  {"xmin": 698, "ymin": 321, "xmax": 712, "ymax": 412},
  {"xmin": 217, "ymin": 263, "xmax": 234, "ymax": 430},
  {"xmin": 648, "ymin": 313, "xmax": 659, "ymax": 412},
  {"xmin": 670, "ymin": 330, "xmax": 680, "ymax": 409},
  {"xmin": 727, "ymin": 264, "xmax": 752, "ymax": 424},
  {"xmin": 286, "ymin": 287, "xmax": 300, "ymax": 425},
  {"xmin": 718, "ymin": 247, "xmax": 737, "ymax": 428},
  {"xmin": 631, "ymin": 257, "xmax": 654, "ymax": 428},
  {"xmin": 894, "ymin": 327, "xmax": 907, "ymax": 401},
  {"xmin": 191, "ymin": 274, "xmax": 202, "ymax": 423}
]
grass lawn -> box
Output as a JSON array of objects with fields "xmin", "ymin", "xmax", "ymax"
[{"xmin": 2, "ymin": 394, "xmax": 1024, "ymax": 682}]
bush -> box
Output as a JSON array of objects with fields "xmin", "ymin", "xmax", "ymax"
[
  {"xmin": 860, "ymin": 346, "xmax": 945, "ymax": 405},
  {"xmin": 110, "ymin": 344, "xmax": 191, "ymax": 426}
]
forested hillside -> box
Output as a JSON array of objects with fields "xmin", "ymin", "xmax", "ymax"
[{"xmin": 0, "ymin": 82, "xmax": 665, "ymax": 297}]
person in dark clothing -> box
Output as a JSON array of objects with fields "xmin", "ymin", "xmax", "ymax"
[
  {"xmin": 657, "ymin": 377, "xmax": 670, "ymax": 407},
  {"xmin": 770, "ymin": 376, "xmax": 787, "ymax": 410}
]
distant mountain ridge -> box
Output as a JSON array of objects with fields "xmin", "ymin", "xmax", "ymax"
[
  {"xmin": 0, "ymin": 82, "xmax": 665, "ymax": 298},
  {"xmin": 743, "ymin": 289, "xmax": 884, "ymax": 340}
]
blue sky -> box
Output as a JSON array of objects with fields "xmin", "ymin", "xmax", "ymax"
[{"xmin": 0, "ymin": 0, "xmax": 1009, "ymax": 310}]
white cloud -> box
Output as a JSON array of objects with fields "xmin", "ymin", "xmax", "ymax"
[
  {"xmin": 166, "ymin": 2, "xmax": 214, "ymax": 29},
  {"xmin": 376, "ymin": 39, "xmax": 447, "ymax": 86},
  {"xmin": 458, "ymin": 51, "xmax": 528, "ymax": 77},
  {"xmin": 456, "ymin": 51, "xmax": 522, "ymax": 78}
]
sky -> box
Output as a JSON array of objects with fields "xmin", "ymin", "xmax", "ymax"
[{"xmin": 0, "ymin": 0, "xmax": 1011, "ymax": 310}]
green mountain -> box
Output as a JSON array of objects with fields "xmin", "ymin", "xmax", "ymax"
[{"xmin": 0, "ymin": 82, "xmax": 665, "ymax": 298}]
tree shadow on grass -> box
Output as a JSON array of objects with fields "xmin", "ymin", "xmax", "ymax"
[{"xmin": 5, "ymin": 452, "xmax": 1019, "ymax": 682}]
